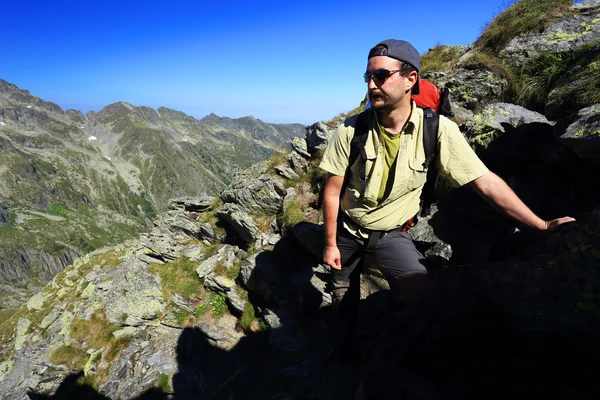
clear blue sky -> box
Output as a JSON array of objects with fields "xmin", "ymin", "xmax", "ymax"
[{"xmin": 2, "ymin": 0, "xmax": 529, "ymax": 124}]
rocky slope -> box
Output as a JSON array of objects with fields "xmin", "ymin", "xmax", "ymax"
[
  {"xmin": 2, "ymin": 0, "xmax": 600, "ymax": 399},
  {"xmin": 0, "ymin": 80, "xmax": 305, "ymax": 302}
]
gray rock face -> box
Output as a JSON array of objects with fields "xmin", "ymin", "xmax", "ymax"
[
  {"xmin": 217, "ymin": 203, "xmax": 265, "ymax": 243},
  {"xmin": 427, "ymin": 69, "xmax": 509, "ymax": 119},
  {"xmin": 572, "ymin": 0, "xmax": 600, "ymax": 11},
  {"xmin": 104, "ymin": 256, "xmax": 165, "ymax": 325},
  {"xmin": 275, "ymin": 164, "xmax": 300, "ymax": 180},
  {"xmin": 0, "ymin": 204, "xmax": 9, "ymax": 224},
  {"xmin": 501, "ymin": 10, "xmax": 600, "ymax": 68},
  {"xmin": 0, "ymin": 248, "xmax": 79, "ymax": 286},
  {"xmin": 304, "ymin": 122, "xmax": 331, "ymax": 154},
  {"xmin": 465, "ymin": 103, "xmax": 554, "ymax": 150},
  {"xmin": 559, "ymin": 105, "xmax": 600, "ymax": 168},
  {"xmin": 99, "ymin": 326, "xmax": 178, "ymax": 399},
  {"xmin": 167, "ymin": 196, "xmax": 215, "ymax": 212},
  {"xmin": 220, "ymin": 164, "xmax": 286, "ymax": 215}
]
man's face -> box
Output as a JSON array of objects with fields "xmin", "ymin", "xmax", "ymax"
[{"xmin": 366, "ymin": 56, "xmax": 415, "ymax": 112}]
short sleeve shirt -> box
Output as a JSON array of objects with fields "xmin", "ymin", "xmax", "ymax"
[{"xmin": 319, "ymin": 103, "xmax": 489, "ymax": 237}]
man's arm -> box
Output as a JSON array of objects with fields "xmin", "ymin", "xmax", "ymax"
[
  {"xmin": 322, "ymin": 173, "xmax": 345, "ymax": 270},
  {"xmin": 469, "ymin": 171, "xmax": 575, "ymax": 232}
]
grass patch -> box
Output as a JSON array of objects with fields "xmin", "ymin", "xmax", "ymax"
[
  {"xmin": 518, "ymin": 42, "xmax": 600, "ymax": 113},
  {"xmin": 103, "ymin": 337, "xmax": 131, "ymax": 363},
  {"xmin": 194, "ymin": 304, "xmax": 209, "ymax": 319},
  {"xmin": 266, "ymin": 152, "xmax": 289, "ymax": 174},
  {"xmin": 239, "ymin": 302, "xmax": 257, "ymax": 332},
  {"xmin": 209, "ymin": 292, "xmax": 228, "ymax": 318},
  {"xmin": 49, "ymin": 345, "xmax": 88, "ymax": 370},
  {"xmin": 476, "ymin": 0, "xmax": 575, "ymax": 54},
  {"xmin": 156, "ymin": 374, "xmax": 172, "ymax": 393},
  {"xmin": 69, "ymin": 309, "xmax": 118, "ymax": 349},
  {"xmin": 421, "ymin": 45, "xmax": 464, "ymax": 73},
  {"xmin": 281, "ymin": 199, "xmax": 304, "ymax": 230},
  {"xmin": 148, "ymin": 258, "xmax": 204, "ymax": 301}
]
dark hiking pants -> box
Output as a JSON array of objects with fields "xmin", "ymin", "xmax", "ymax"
[{"xmin": 329, "ymin": 226, "xmax": 440, "ymax": 364}]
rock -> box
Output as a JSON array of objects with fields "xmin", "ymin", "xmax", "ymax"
[
  {"xmin": 182, "ymin": 244, "xmax": 205, "ymax": 261},
  {"xmin": 239, "ymin": 252, "xmax": 284, "ymax": 302},
  {"xmin": 545, "ymin": 49, "xmax": 600, "ymax": 120},
  {"xmin": 219, "ymin": 164, "xmax": 285, "ymax": 215},
  {"xmin": 104, "ymin": 256, "xmax": 165, "ymax": 326},
  {"xmin": 305, "ymin": 122, "xmax": 331, "ymax": 154},
  {"xmin": 113, "ymin": 326, "xmax": 140, "ymax": 340},
  {"xmin": 275, "ymin": 164, "xmax": 300, "ymax": 180},
  {"xmin": 204, "ymin": 275, "xmax": 236, "ymax": 293},
  {"xmin": 425, "ymin": 69, "xmax": 509, "ymax": 116},
  {"xmin": 288, "ymin": 151, "xmax": 308, "ymax": 173},
  {"xmin": 196, "ymin": 245, "xmax": 239, "ymax": 279},
  {"xmin": 500, "ymin": 10, "xmax": 600, "ymax": 68},
  {"xmin": 196, "ymin": 314, "xmax": 244, "ymax": 350},
  {"xmin": 559, "ymin": 105, "xmax": 600, "ymax": 168},
  {"xmin": 14, "ymin": 318, "xmax": 31, "ymax": 350},
  {"xmin": 227, "ymin": 289, "xmax": 247, "ymax": 314},
  {"xmin": 217, "ymin": 203, "xmax": 265, "ymax": 243},
  {"xmin": 466, "ymin": 103, "xmax": 554, "ymax": 151},
  {"xmin": 167, "ymin": 196, "xmax": 215, "ymax": 212},
  {"xmin": 290, "ymin": 137, "xmax": 311, "ymax": 159},
  {"xmin": 0, "ymin": 204, "xmax": 9, "ymax": 225},
  {"xmin": 26, "ymin": 291, "xmax": 48, "ymax": 311}
]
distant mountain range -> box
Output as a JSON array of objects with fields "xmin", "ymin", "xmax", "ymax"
[{"xmin": 0, "ymin": 78, "xmax": 305, "ymax": 298}]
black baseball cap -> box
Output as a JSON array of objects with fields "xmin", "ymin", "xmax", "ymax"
[{"xmin": 368, "ymin": 39, "xmax": 420, "ymax": 94}]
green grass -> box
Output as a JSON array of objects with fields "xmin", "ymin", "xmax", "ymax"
[
  {"xmin": 239, "ymin": 302, "xmax": 257, "ymax": 332},
  {"xmin": 421, "ymin": 45, "xmax": 464, "ymax": 73},
  {"xmin": 518, "ymin": 41, "xmax": 600, "ymax": 112},
  {"xmin": 69, "ymin": 309, "xmax": 118, "ymax": 350},
  {"xmin": 49, "ymin": 345, "xmax": 88, "ymax": 370},
  {"xmin": 156, "ymin": 374, "xmax": 172, "ymax": 393},
  {"xmin": 148, "ymin": 258, "xmax": 204, "ymax": 301},
  {"xmin": 209, "ymin": 292, "xmax": 228, "ymax": 318},
  {"xmin": 476, "ymin": 0, "xmax": 575, "ymax": 54}
]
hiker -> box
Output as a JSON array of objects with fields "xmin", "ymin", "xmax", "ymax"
[{"xmin": 319, "ymin": 39, "xmax": 575, "ymax": 363}]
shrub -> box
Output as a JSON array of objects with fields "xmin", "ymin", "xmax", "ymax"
[{"xmin": 209, "ymin": 292, "xmax": 228, "ymax": 318}]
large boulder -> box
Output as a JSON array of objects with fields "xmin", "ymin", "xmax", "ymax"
[
  {"xmin": 500, "ymin": 2, "xmax": 600, "ymax": 69},
  {"xmin": 559, "ymin": 105, "xmax": 600, "ymax": 168}
]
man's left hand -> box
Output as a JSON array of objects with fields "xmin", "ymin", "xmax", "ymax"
[{"xmin": 544, "ymin": 217, "xmax": 576, "ymax": 232}]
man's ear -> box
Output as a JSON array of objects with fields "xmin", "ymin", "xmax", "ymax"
[{"xmin": 406, "ymin": 71, "xmax": 418, "ymax": 92}]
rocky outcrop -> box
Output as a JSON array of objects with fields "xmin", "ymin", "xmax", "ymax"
[
  {"xmin": 559, "ymin": 105, "xmax": 600, "ymax": 168},
  {"xmin": 500, "ymin": 2, "xmax": 600, "ymax": 68}
]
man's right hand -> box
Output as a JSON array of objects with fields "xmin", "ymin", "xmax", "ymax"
[{"xmin": 323, "ymin": 245, "xmax": 342, "ymax": 270}]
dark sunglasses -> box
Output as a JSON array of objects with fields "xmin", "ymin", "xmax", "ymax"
[{"xmin": 363, "ymin": 69, "xmax": 401, "ymax": 84}]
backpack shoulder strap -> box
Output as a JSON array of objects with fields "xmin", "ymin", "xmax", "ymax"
[
  {"xmin": 420, "ymin": 107, "xmax": 440, "ymax": 217},
  {"xmin": 343, "ymin": 111, "xmax": 370, "ymax": 195}
]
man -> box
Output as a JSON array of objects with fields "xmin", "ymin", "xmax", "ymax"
[{"xmin": 318, "ymin": 39, "xmax": 575, "ymax": 363}]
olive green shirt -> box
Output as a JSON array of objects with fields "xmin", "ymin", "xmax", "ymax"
[{"xmin": 319, "ymin": 102, "xmax": 489, "ymax": 238}]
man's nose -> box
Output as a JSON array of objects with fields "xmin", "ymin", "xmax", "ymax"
[{"xmin": 367, "ymin": 76, "xmax": 377, "ymax": 90}]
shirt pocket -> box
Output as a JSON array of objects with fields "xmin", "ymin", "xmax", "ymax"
[{"xmin": 407, "ymin": 158, "xmax": 428, "ymax": 191}]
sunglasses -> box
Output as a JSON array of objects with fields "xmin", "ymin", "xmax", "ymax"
[{"xmin": 363, "ymin": 69, "xmax": 401, "ymax": 84}]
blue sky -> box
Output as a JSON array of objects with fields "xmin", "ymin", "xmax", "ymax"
[{"xmin": 2, "ymin": 0, "xmax": 532, "ymax": 124}]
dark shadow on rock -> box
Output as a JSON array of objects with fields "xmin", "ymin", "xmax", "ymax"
[{"xmin": 27, "ymin": 371, "xmax": 168, "ymax": 400}]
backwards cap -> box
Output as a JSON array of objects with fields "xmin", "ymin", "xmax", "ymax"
[{"xmin": 368, "ymin": 39, "xmax": 420, "ymax": 94}]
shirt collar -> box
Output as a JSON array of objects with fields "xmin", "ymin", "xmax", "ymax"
[{"xmin": 370, "ymin": 100, "xmax": 418, "ymax": 136}]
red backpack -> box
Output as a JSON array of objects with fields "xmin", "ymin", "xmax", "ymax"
[{"xmin": 412, "ymin": 78, "xmax": 453, "ymax": 117}]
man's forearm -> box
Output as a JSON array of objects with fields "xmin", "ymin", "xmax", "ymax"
[
  {"xmin": 322, "ymin": 174, "xmax": 344, "ymax": 246},
  {"xmin": 470, "ymin": 171, "xmax": 547, "ymax": 230}
]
